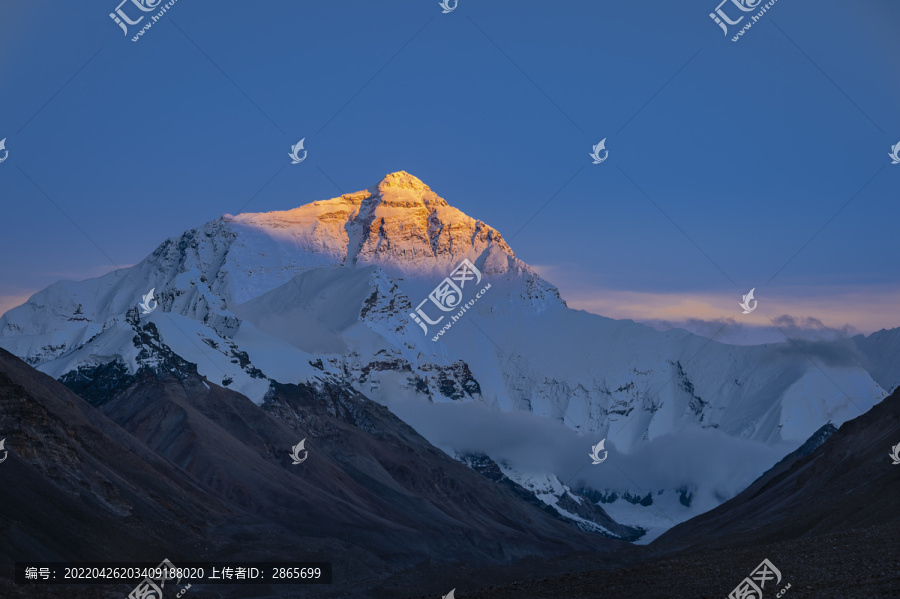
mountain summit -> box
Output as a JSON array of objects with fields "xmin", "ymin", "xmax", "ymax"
[
  {"xmin": 224, "ymin": 170, "xmax": 517, "ymax": 278},
  {"xmin": 374, "ymin": 169, "xmax": 435, "ymax": 193}
]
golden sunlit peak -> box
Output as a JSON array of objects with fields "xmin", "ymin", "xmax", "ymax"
[{"xmin": 377, "ymin": 171, "xmax": 431, "ymax": 193}]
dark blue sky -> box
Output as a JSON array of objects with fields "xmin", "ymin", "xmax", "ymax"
[{"xmin": 1, "ymin": 0, "xmax": 898, "ymax": 338}]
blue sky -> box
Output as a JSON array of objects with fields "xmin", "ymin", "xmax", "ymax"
[{"xmin": 1, "ymin": 0, "xmax": 898, "ymax": 341}]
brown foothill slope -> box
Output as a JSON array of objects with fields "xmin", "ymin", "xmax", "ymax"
[
  {"xmin": 0, "ymin": 348, "xmax": 235, "ymax": 565},
  {"xmin": 0, "ymin": 344, "xmax": 629, "ymax": 597},
  {"xmin": 95, "ymin": 362, "xmax": 624, "ymax": 566}
]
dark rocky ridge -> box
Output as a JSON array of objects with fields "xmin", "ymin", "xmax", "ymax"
[{"xmin": 0, "ymin": 346, "xmax": 626, "ymax": 598}]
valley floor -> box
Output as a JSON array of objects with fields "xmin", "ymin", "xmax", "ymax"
[
  {"xmin": 5, "ymin": 522, "xmax": 899, "ymax": 598},
  {"xmin": 448, "ymin": 523, "xmax": 900, "ymax": 599}
]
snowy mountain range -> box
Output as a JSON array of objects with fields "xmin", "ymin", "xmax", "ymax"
[{"xmin": 1, "ymin": 171, "xmax": 895, "ymax": 542}]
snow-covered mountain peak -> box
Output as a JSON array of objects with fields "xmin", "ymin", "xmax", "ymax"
[
  {"xmin": 221, "ymin": 171, "xmax": 517, "ymax": 278},
  {"xmin": 375, "ymin": 170, "xmax": 434, "ymax": 194},
  {"xmin": 367, "ymin": 170, "xmax": 451, "ymax": 213}
]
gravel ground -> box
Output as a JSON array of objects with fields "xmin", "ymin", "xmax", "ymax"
[
  {"xmin": 6, "ymin": 524, "xmax": 899, "ymax": 598},
  {"xmin": 457, "ymin": 524, "xmax": 900, "ymax": 599}
]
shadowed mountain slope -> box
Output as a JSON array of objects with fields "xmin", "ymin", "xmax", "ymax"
[
  {"xmin": 651, "ymin": 386, "xmax": 900, "ymax": 554},
  {"xmin": 0, "ymin": 335, "xmax": 626, "ymax": 597},
  {"xmin": 92, "ymin": 351, "xmax": 621, "ymax": 567}
]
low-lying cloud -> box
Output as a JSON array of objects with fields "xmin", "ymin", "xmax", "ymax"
[
  {"xmin": 639, "ymin": 314, "xmax": 865, "ymax": 368},
  {"xmin": 376, "ymin": 376, "xmax": 792, "ymax": 508},
  {"xmin": 545, "ymin": 279, "xmax": 900, "ymax": 343}
]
